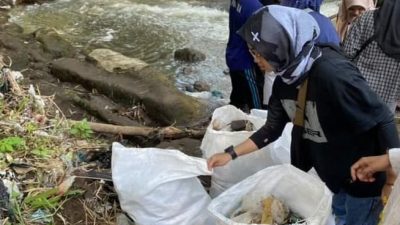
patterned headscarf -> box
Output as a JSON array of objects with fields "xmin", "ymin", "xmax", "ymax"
[
  {"xmin": 280, "ymin": 0, "xmax": 324, "ymax": 12},
  {"xmin": 237, "ymin": 5, "xmax": 321, "ymax": 85}
]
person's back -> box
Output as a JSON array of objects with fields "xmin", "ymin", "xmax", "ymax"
[
  {"xmin": 343, "ymin": 7, "xmax": 400, "ymax": 112},
  {"xmin": 281, "ymin": 0, "xmax": 340, "ymax": 45},
  {"xmin": 226, "ymin": 0, "xmax": 262, "ymax": 70},
  {"xmin": 308, "ymin": 11, "xmax": 340, "ymax": 45}
]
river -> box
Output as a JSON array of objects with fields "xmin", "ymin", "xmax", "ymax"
[{"xmin": 9, "ymin": 0, "xmax": 339, "ymax": 100}]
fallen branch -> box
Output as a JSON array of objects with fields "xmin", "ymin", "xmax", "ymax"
[
  {"xmin": 6, "ymin": 70, "xmax": 22, "ymax": 96},
  {"xmin": 69, "ymin": 120, "xmax": 206, "ymax": 139}
]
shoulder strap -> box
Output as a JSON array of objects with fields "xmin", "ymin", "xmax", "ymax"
[
  {"xmin": 352, "ymin": 34, "xmax": 376, "ymax": 61},
  {"xmin": 351, "ymin": 10, "xmax": 379, "ymax": 61},
  {"xmin": 293, "ymin": 78, "xmax": 308, "ymax": 127}
]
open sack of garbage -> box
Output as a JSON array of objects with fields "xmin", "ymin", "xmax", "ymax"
[
  {"xmin": 208, "ymin": 164, "xmax": 334, "ymax": 225},
  {"xmin": 112, "ymin": 142, "xmax": 214, "ymax": 225},
  {"xmin": 201, "ymin": 105, "xmax": 292, "ymax": 197}
]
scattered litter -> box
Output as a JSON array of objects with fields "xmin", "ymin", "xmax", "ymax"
[
  {"xmin": 57, "ymin": 176, "xmax": 76, "ymax": 196},
  {"xmin": 30, "ymin": 209, "xmax": 52, "ymax": 224},
  {"xmin": 211, "ymin": 90, "xmax": 224, "ymax": 99},
  {"xmin": 10, "ymin": 71, "xmax": 23, "ymax": 82},
  {"xmin": 0, "ymin": 54, "xmax": 118, "ymax": 224},
  {"xmin": 28, "ymin": 84, "xmax": 45, "ymax": 114}
]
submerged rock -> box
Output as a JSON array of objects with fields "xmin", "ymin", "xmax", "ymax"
[
  {"xmin": 34, "ymin": 28, "xmax": 75, "ymax": 59},
  {"xmin": 174, "ymin": 48, "xmax": 206, "ymax": 63},
  {"xmin": 193, "ymin": 80, "xmax": 210, "ymax": 92},
  {"xmin": 87, "ymin": 49, "xmax": 148, "ymax": 73}
]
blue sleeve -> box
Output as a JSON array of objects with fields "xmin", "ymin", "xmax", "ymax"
[
  {"xmin": 309, "ymin": 12, "xmax": 340, "ymax": 46},
  {"xmin": 241, "ymin": 0, "xmax": 263, "ymax": 19}
]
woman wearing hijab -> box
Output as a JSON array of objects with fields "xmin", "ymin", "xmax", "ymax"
[
  {"xmin": 207, "ymin": 5, "xmax": 399, "ymax": 225},
  {"xmin": 258, "ymin": 0, "xmax": 340, "ymax": 106},
  {"xmin": 336, "ymin": 0, "xmax": 374, "ymax": 42},
  {"xmin": 281, "ymin": 0, "xmax": 340, "ymax": 45},
  {"xmin": 343, "ymin": 0, "xmax": 400, "ymax": 113}
]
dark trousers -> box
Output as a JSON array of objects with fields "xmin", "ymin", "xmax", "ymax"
[{"xmin": 229, "ymin": 66, "xmax": 265, "ymax": 111}]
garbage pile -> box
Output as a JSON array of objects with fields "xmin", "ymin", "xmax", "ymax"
[
  {"xmin": 230, "ymin": 195, "xmax": 303, "ymax": 224},
  {"xmin": 0, "ymin": 56, "xmax": 119, "ymax": 224}
]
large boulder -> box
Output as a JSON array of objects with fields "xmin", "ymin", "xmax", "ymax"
[
  {"xmin": 174, "ymin": 48, "xmax": 206, "ymax": 63},
  {"xmin": 87, "ymin": 49, "xmax": 148, "ymax": 73},
  {"xmin": 34, "ymin": 28, "xmax": 75, "ymax": 59},
  {"xmin": 0, "ymin": 33, "xmax": 30, "ymax": 70},
  {"xmin": 50, "ymin": 58, "xmax": 207, "ymax": 125}
]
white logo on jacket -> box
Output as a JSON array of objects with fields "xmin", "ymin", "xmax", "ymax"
[{"xmin": 281, "ymin": 99, "xmax": 328, "ymax": 143}]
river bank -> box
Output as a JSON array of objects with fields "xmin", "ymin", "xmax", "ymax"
[{"xmin": 0, "ymin": 1, "xmax": 212, "ymax": 224}]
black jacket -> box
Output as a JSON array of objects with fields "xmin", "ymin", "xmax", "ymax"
[{"xmin": 250, "ymin": 46, "xmax": 399, "ymax": 197}]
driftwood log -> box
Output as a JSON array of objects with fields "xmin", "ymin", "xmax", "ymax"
[{"xmin": 69, "ymin": 120, "xmax": 206, "ymax": 140}]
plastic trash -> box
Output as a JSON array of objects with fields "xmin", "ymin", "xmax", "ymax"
[{"xmin": 208, "ymin": 164, "xmax": 335, "ymax": 225}]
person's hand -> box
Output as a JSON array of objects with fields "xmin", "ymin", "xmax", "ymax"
[
  {"xmin": 207, "ymin": 153, "xmax": 232, "ymax": 171},
  {"xmin": 351, "ymin": 154, "xmax": 391, "ymax": 182}
]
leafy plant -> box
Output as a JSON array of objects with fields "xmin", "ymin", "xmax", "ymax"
[
  {"xmin": 70, "ymin": 119, "xmax": 93, "ymax": 139},
  {"xmin": 25, "ymin": 122, "xmax": 38, "ymax": 134},
  {"xmin": 24, "ymin": 189, "xmax": 61, "ymax": 211},
  {"xmin": 24, "ymin": 188, "xmax": 84, "ymax": 211},
  {"xmin": 32, "ymin": 147, "xmax": 51, "ymax": 158},
  {"xmin": 0, "ymin": 137, "xmax": 25, "ymax": 153}
]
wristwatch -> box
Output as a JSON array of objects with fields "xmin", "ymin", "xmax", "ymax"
[{"xmin": 224, "ymin": 145, "xmax": 238, "ymax": 160}]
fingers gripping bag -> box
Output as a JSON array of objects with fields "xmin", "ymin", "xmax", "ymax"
[{"xmin": 201, "ymin": 105, "xmax": 291, "ymax": 197}]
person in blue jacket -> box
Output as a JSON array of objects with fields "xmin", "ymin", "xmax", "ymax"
[
  {"xmin": 281, "ymin": 0, "xmax": 340, "ymax": 45},
  {"xmin": 226, "ymin": 0, "xmax": 265, "ymax": 111}
]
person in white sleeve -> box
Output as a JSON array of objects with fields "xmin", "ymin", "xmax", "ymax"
[{"xmin": 351, "ymin": 148, "xmax": 400, "ymax": 225}]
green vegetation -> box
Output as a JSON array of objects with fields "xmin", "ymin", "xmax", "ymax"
[
  {"xmin": 0, "ymin": 137, "xmax": 25, "ymax": 153},
  {"xmin": 70, "ymin": 118, "xmax": 93, "ymax": 139}
]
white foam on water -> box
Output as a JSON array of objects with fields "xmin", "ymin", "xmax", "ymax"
[{"xmin": 9, "ymin": 0, "xmax": 232, "ymax": 98}]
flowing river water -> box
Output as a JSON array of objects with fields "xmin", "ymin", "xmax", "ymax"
[{"xmin": 9, "ymin": 0, "xmax": 339, "ymax": 100}]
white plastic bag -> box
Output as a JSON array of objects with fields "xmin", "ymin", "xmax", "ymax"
[
  {"xmin": 112, "ymin": 142, "xmax": 213, "ymax": 225},
  {"xmin": 381, "ymin": 177, "xmax": 400, "ymax": 225},
  {"xmin": 201, "ymin": 105, "xmax": 291, "ymax": 197},
  {"xmin": 208, "ymin": 164, "xmax": 334, "ymax": 225},
  {"xmin": 250, "ymin": 109, "xmax": 293, "ymax": 165}
]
